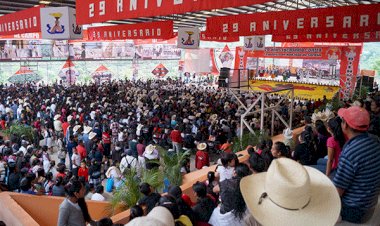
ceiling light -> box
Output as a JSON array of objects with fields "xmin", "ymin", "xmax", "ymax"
[{"xmin": 39, "ymin": 1, "xmax": 52, "ymax": 5}]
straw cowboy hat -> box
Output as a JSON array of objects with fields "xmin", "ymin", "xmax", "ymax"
[
  {"xmin": 128, "ymin": 206, "xmax": 175, "ymax": 226},
  {"xmin": 83, "ymin": 126, "xmax": 92, "ymax": 134},
  {"xmin": 240, "ymin": 158, "xmax": 341, "ymax": 226},
  {"xmin": 73, "ymin": 125, "xmax": 81, "ymax": 133},
  {"xmin": 89, "ymin": 132, "xmax": 97, "ymax": 140},
  {"xmin": 209, "ymin": 114, "xmax": 218, "ymax": 121},
  {"xmin": 67, "ymin": 115, "xmax": 73, "ymax": 122},
  {"xmin": 197, "ymin": 143, "xmax": 207, "ymax": 151},
  {"xmin": 283, "ymin": 128, "xmax": 293, "ymax": 140},
  {"xmin": 54, "ymin": 114, "xmax": 61, "ymax": 120},
  {"xmin": 188, "ymin": 115, "xmax": 196, "ymax": 120},
  {"xmin": 144, "ymin": 144, "xmax": 159, "ymax": 160}
]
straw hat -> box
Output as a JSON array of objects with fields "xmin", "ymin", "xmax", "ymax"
[
  {"xmin": 154, "ymin": 104, "xmax": 160, "ymax": 109},
  {"xmin": 67, "ymin": 115, "xmax": 73, "ymax": 122},
  {"xmin": 209, "ymin": 114, "xmax": 218, "ymax": 121},
  {"xmin": 73, "ymin": 125, "xmax": 81, "ymax": 133},
  {"xmin": 196, "ymin": 113, "xmax": 202, "ymax": 118},
  {"xmin": 83, "ymin": 126, "xmax": 92, "ymax": 134},
  {"xmin": 283, "ymin": 128, "xmax": 293, "ymax": 140},
  {"xmin": 54, "ymin": 114, "xmax": 61, "ymax": 120},
  {"xmin": 89, "ymin": 132, "xmax": 97, "ymax": 140},
  {"xmin": 197, "ymin": 143, "xmax": 207, "ymax": 151},
  {"xmin": 183, "ymin": 119, "xmax": 189, "ymax": 124},
  {"xmin": 240, "ymin": 158, "xmax": 341, "ymax": 226},
  {"xmin": 144, "ymin": 144, "xmax": 159, "ymax": 160},
  {"xmin": 127, "ymin": 206, "xmax": 175, "ymax": 226}
]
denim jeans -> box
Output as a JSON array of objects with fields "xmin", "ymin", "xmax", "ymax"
[
  {"xmin": 311, "ymin": 158, "xmax": 336, "ymax": 179},
  {"xmin": 341, "ymin": 204, "xmax": 375, "ymax": 224},
  {"xmin": 172, "ymin": 142, "xmax": 182, "ymax": 154}
]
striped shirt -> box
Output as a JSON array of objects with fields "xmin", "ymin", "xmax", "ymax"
[{"xmin": 333, "ymin": 133, "xmax": 380, "ymax": 209}]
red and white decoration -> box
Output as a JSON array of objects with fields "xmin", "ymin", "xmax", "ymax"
[
  {"xmin": 152, "ymin": 63, "xmax": 169, "ymax": 78},
  {"xmin": 92, "ymin": 65, "xmax": 113, "ymax": 84},
  {"xmin": 58, "ymin": 59, "xmax": 80, "ymax": 85},
  {"xmin": 0, "ymin": 6, "xmax": 42, "ymax": 36}
]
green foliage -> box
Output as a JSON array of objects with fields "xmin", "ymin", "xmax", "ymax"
[
  {"xmin": 109, "ymin": 166, "xmax": 164, "ymax": 215},
  {"xmin": 156, "ymin": 145, "xmax": 191, "ymax": 186},
  {"xmin": 353, "ymin": 86, "xmax": 369, "ymax": 100},
  {"xmin": 3, "ymin": 122, "xmax": 34, "ymax": 141},
  {"xmin": 232, "ymin": 131, "xmax": 269, "ymax": 153}
]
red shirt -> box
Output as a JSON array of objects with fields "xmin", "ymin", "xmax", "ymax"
[
  {"xmin": 56, "ymin": 172, "xmax": 66, "ymax": 179},
  {"xmin": 195, "ymin": 150, "xmax": 209, "ymax": 170},
  {"xmin": 62, "ymin": 122, "xmax": 69, "ymax": 137},
  {"xmin": 102, "ymin": 132, "xmax": 111, "ymax": 144},
  {"xmin": 170, "ymin": 130, "xmax": 182, "ymax": 143},
  {"xmin": 77, "ymin": 144, "xmax": 87, "ymax": 160},
  {"xmin": 78, "ymin": 167, "xmax": 89, "ymax": 182},
  {"xmin": 0, "ymin": 120, "xmax": 6, "ymax": 130}
]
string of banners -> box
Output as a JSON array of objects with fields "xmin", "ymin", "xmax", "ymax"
[{"xmin": 205, "ymin": 4, "xmax": 380, "ymax": 41}]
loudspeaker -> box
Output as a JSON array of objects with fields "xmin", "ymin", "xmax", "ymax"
[{"xmin": 219, "ymin": 67, "xmax": 230, "ymax": 87}]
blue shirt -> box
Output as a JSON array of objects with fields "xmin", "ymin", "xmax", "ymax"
[{"xmin": 333, "ymin": 133, "xmax": 380, "ymax": 209}]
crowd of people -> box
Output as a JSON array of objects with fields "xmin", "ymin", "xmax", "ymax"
[{"xmin": 0, "ymin": 79, "xmax": 379, "ymax": 226}]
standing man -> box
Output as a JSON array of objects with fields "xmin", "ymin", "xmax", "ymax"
[
  {"xmin": 334, "ymin": 106, "xmax": 380, "ymax": 224},
  {"xmin": 170, "ymin": 125, "xmax": 182, "ymax": 154}
]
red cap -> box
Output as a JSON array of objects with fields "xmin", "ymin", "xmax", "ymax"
[{"xmin": 338, "ymin": 106, "xmax": 370, "ymax": 131}]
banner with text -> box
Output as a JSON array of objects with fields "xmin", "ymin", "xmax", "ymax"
[
  {"xmin": 76, "ymin": 0, "xmax": 272, "ymax": 25},
  {"xmin": 272, "ymin": 31, "xmax": 380, "ymax": 43},
  {"xmin": 87, "ymin": 21, "xmax": 174, "ymax": 40},
  {"xmin": 205, "ymin": 4, "xmax": 380, "ymax": 38},
  {"xmin": 0, "ymin": 6, "xmax": 43, "ymax": 36},
  {"xmin": 340, "ymin": 46, "xmax": 362, "ymax": 100}
]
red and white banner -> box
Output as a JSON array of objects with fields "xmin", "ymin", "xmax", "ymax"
[
  {"xmin": 272, "ymin": 31, "xmax": 380, "ymax": 43},
  {"xmin": 340, "ymin": 46, "xmax": 362, "ymax": 100},
  {"xmin": 76, "ymin": 0, "xmax": 272, "ymax": 25},
  {"xmin": 245, "ymin": 47, "xmax": 340, "ymax": 60},
  {"xmin": 205, "ymin": 4, "xmax": 380, "ymax": 38},
  {"xmin": 200, "ymin": 33, "xmax": 239, "ymax": 42},
  {"xmin": 0, "ymin": 6, "xmax": 43, "ymax": 36},
  {"xmin": 87, "ymin": 21, "xmax": 174, "ymax": 40}
]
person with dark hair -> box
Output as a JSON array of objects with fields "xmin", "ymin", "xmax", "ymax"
[
  {"xmin": 168, "ymin": 185, "xmax": 195, "ymax": 224},
  {"xmin": 271, "ymin": 141, "xmax": 290, "ymax": 159},
  {"xmin": 44, "ymin": 171, "xmax": 55, "ymax": 195},
  {"xmin": 334, "ymin": 106, "xmax": 380, "ymax": 223},
  {"xmin": 369, "ymin": 97, "xmax": 380, "ymax": 136},
  {"xmin": 52, "ymin": 176, "xmax": 65, "ymax": 197},
  {"xmin": 129, "ymin": 205, "xmax": 144, "ymax": 222},
  {"xmin": 205, "ymin": 171, "xmax": 219, "ymax": 202},
  {"xmin": 209, "ymin": 163, "xmax": 253, "ymax": 225},
  {"xmin": 159, "ymin": 195, "xmax": 192, "ymax": 226},
  {"xmin": 137, "ymin": 182, "xmax": 161, "ymax": 213},
  {"xmin": 215, "ymin": 152, "xmax": 236, "ymax": 182},
  {"xmin": 91, "ymin": 185, "xmax": 105, "ymax": 201},
  {"xmin": 248, "ymin": 152, "xmax": 266, "ymax": 173},
  {"xmin": 96, "ymin": 217, "xmax": 113, "ymax": 226},
  {"xmin": 293, "ymin": 131, "xmax": 314, "ymax": 165},
  {"xmin": 314, "ymin": 120, "xmax": 330, "ymax": 160},
  {"xmin": 192, "ymin": 181, "xmax": 216, "ymax": 225},
  {"xmin": 57, "ymin": 180, "xmax": 94, "ymax": 226}
]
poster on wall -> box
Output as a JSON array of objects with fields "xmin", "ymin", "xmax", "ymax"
[
  {"xmin": 0, "ymin": 40, "xmax": 42, "ymax": 59},
  {"xmin": 177, "ymin": 27, "xmax": 200, "ymax": 49},
  {"xmin": 135, "ymin": 44, "xmax": 180, "ymax": 60}
]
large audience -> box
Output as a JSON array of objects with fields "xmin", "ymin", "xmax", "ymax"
[{"xmin": 0, "ymin": 79, "xmax": 379, "ymax": 226}]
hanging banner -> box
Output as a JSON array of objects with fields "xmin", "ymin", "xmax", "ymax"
[
  {"xmin": 76, "ymin": 0, "xmax": 272, "ymax": 25},
  {"xmin": 200, "ymin": 33, "xmax": 239, "ymax": 42},
  {"xmin": 247, "ymin": 47, "xmax": 337, "ymax": 60},
  {"xmin": 340, "ymin": 46, "xmax": 362, "ymax": 100},
  {"xmin": 205, "ymin": 4, "xmax": 380, "ymax": 37},
  {"xmin": 87, "ymin": 21, "xmax": 174, "ymax": 40},
  {"xmin": 177, "ymin": 27, "xmax": 200, "ymax": 49},
  {"xmin": 0, "ymin": 6, "xmax": 43, "ymax": 36},
  {"xmin": 244, "ymin": 36, "xmax": 265, "ymax": 51},
  {"xmin": 41, "ymin": 7, "xmax": 83, "ymax": 40},
  {"xmin": 272, "ymin": 31, "xmax": 380, "ymax": 43}
]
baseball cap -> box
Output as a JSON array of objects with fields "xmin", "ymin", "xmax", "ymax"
[{"xmin": 338, "ymin": 106, "xmax": 370, "ymax": 131}]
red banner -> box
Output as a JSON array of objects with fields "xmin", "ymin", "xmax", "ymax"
[
  {"xmin": 245, "ymin": 47, "xmax": 338, "ymax": 60},
  {"xmin": 76, "ymin": 0, "xmax": 272, "ymax": 25},
  {"xmin": 0, "ymin": 6, "xmax": 43, "ymax": 36},
  {"xmin": 200, "ymin": 33, "xmax": 239, "ymax": 42},
  {"xmin": 87, "ymin": 21, "xmax": 174, "ymax": 40},
  {"xmin": 205, "ymin": 4, "xmax": 380, "ymax": 37},
  {"xmin": 272, "ymin": 31, "xmax": 380, "ymax": 43}
]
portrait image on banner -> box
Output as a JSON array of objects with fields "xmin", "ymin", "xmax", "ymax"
[
  {"xmin": 177, "ymin": 27, "xmax": 200, "ymax": 49},
  {"xmin": 244, "ymin": 36, "xmax": 255, "ymax": 51},
  {"xmin": 244, "ymin": 36, "xmax": 265, "ymax": 51}
]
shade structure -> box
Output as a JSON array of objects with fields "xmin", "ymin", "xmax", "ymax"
[
  {"xmin": 8, "ymin": 67, "xmax": 42, "ymax": 84},
  {"xmin": 91, "ymin": 65, "xmax": 112, "ymax": 84},
  {"xmin": 58, "ymin": 59, "xmax": 80, "ymax": 85}
]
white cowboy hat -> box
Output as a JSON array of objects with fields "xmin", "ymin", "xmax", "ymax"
[
  {"xmin": 188, "ymin": 115, "xmax": 196, "ymax": 120},
  {"xmin": 83, "ymin": 126, "xmax": 92, "ymax": 134},
  {"xmin": 283, "ymin": 128, "xmax": 293, "ymax": 140},
  {"xmin": 128, "ymin": 206, "xmax": 175, "ymax": 226},
  {"xmin": 240, "ymin": 158, "xmax": 341, "ymax": 226},
  {"xmin": 67, "ymin": 115, "xmax": 73, "ymax": 122},
  {"xmin": 209, "ymin": 114, "xmax": 218, "ymax": 121},
  {"xmin": 196, "ymin": 113, "xmax": 202, "ymax": 118},
  {"xmin": 197, "ymin": 143, "xmax": 207, "ymax": 151},
  {"xmin": 154, "ymin": 105, "xmax": 160, "ymax": 109},
  {"xmin": 54, "ymin": 114, "xmax": 61, "ymax": 120},
  {"xmin": 144, "ymin": 144, "xmax": 159, "ymax": 160},
  {"xmin": 183, "ymin": 119, "xmax": 189, "ymax": 124},
  {"xmin": 89, "ymin": 132, "xmax": 97, "ymax": 140},
  {"xmin": 73, "ymin": 125, "xmax": 81, "ymax": 132}
]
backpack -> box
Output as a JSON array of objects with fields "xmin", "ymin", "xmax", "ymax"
[{"xmin": 126, "ymin": 157, "xmax": 135, "ymax": 169}]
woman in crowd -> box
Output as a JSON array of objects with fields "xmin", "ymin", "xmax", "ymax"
[
  {"xmin": 271, "ymin": 141, "xmax": 291, "ymax": 159},
  {"xmin": 57, "ymin": 179, "xmax": 94, "ymax": 226}
]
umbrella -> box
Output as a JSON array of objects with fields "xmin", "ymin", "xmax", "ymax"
[{"xmin": 8, "ymin": 67, "xmax": 42, "ymax": 84}]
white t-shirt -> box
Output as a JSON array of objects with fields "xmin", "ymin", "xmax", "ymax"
[
  {"xmin": 217, "ymin": 166, "xmax": 234, "ymax": 182},
  {"xmin": 91, "ymin": 193, "xmax": 105, "ymax": 201},
  {"xmin": 71, "ymin": 153, "xmax": 81, "ymax": 169}
]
